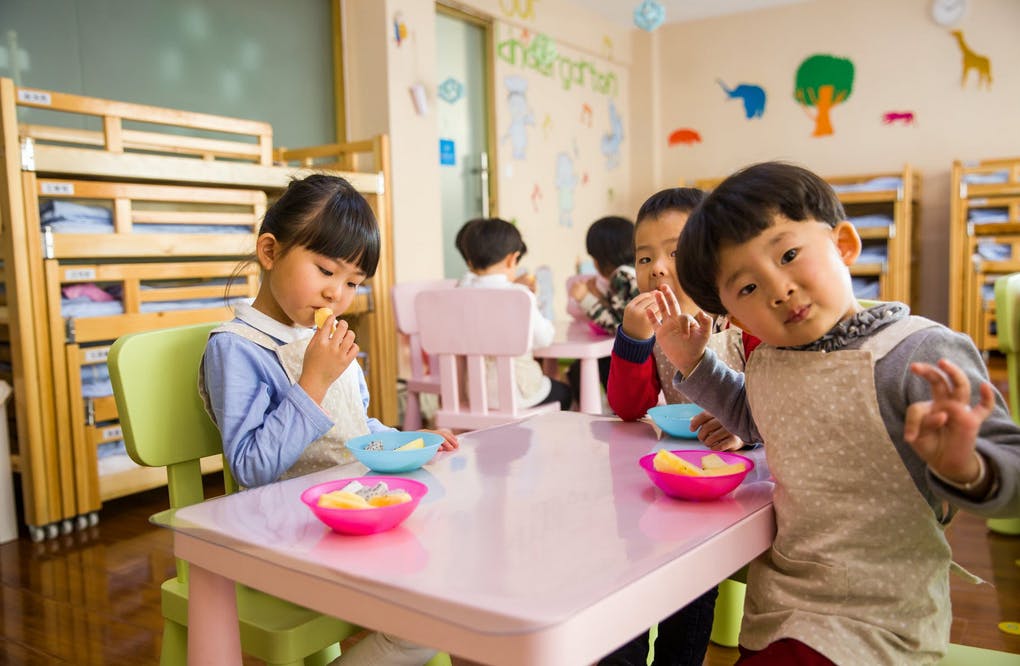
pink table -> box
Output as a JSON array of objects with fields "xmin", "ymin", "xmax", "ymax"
[
  {"xmin": 533, "ymin": 321, "xmax": 615, "ymax": 414},
  {"xmin": 153, "ymin": 412, "xmax": 774, "ymax": 666}
]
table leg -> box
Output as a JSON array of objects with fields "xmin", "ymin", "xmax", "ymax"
[
  {"xmin": 578, "ymin": 358, "xmax": 601, "ymax": 414},
  {"xmin": 188, "ymin": 563, "xmax": 242, "ymax": 665}
]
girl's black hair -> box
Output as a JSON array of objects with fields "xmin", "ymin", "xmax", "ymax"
[
  {"xmin": 677, "ymin": 161, "xmax": 846, "ymax": 315},
  {"xmin": 585, "ymin": 216, "xmax": 635, "ymax": 272},
  {"xmin": 260, "ymin": 174, "xmax": 380, "ymax": 277},
  {"xmin": 457, "ymin": 217, "xmax": 527, "ymax": 270}
]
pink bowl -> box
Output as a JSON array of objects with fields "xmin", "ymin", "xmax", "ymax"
[
  {"xmin": 587, "ymin": 320, "xmax": 611, "ymax": 336},
  {"xmin": 300, "ymin": 476, "xmax": 428, "ymax": 535},
  {"xmin": 639, "ymin": 450, "xmax": 754, "ymax": 501}
]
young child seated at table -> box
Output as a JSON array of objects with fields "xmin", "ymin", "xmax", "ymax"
[
  {"xmin": 566, "ymin": 216, "xmax": 640, "ymax": 403},
  {"xmin": 600, "ymin": 188, "xmax": 755, "ymax": 666},
  {"xmin": 607, "ymin": 187, "xmax": 757, "ymax": 450},
  {"xmin": 201, "ymin": 174, "xmax": 457, "ymax": 665},
  {"xmin": 655, "ymin": 161, "xmax": 1020, "ymax": 664},
  {"xmin": 455, "ymin": 217, "xmax": 572, "ymax": 411}
]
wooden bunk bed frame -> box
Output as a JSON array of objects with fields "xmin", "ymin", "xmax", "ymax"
[
  {"xmin": 949, "ymin": 157, "xmax": 1020, "ymax": 351},
  {"xmin": 694, "ymin": 165, "xmax": 920, "ymax": 307},
  {"xmin": 0, "ymin": 78, "xmax": 396, "ymax": 540}
]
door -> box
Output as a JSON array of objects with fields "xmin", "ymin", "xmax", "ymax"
[{"xmin": 436, "ymin": 6, "xmax": 494, "ymax": 279}]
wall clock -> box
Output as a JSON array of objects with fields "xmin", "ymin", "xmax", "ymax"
[{"xmin": 931, "ymin": 0, "xmax": 967, "ymax": 26}]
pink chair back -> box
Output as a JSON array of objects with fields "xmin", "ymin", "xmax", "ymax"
[
  {"xmin": 416, "ymin": 288, "xmax": 559, "ymax": 431},
  {"xmin": 391, "ymin": 279, "xmax": 455, "ymax": 429}
]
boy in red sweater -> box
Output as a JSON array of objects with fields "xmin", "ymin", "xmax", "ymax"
[
  {"xmin": 607, "ymin": 188, "xmax": 759, "ymax": 447},
  {"xmin": 599, "ymin": 188, "xmax": 760, "ymax": 666}
]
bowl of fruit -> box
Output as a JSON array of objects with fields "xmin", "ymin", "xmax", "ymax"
[
  {"xmin": 346, "ymin": 431, "xmax": 443, "ymax": 473},
  {"xmin": 639, "ymin": 449, "xmax": 753, "ymax": 501},
  {"xmin": 301, "ymin": 476, "xmax": 428, "ymax": 535}
]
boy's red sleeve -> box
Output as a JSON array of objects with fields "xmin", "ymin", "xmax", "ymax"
[{"xmin": 607, "ymin": 352, "xmax": 661, "ymax": 421}]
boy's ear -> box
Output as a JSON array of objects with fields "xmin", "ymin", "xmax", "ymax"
[
  {"xmin": 833, "ymin": 221, "xmax": 861, "ymax": 266},
  {"xmin": 255, "ymin": 233, "xmax": 278, "ymax": 270},
  {"xmin": 503, "ymin": 251, "xmax": 521, "ymax": 269}
]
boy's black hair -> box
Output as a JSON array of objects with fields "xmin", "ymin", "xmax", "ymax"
[
  {"xmin": 676, "ymin": 161, "xmax": 846, "ymax": 315},
  {"xmin": 635, "ymin": 187, "xmax": 706, "ymax": 227},
  {"xmin": 458, "ymin": 217, "xmax": 527, "ymax": 270},
  {"xmin": 454, "ymin": 218, "xmax": 481, "ymax": 266},
  {"xmin": 260, "ymin": 174, "xmax": 380, "ymax": 277},
  {"xmin": 585, "ymin": 216, "xmax": 635, "ymax": 273}
]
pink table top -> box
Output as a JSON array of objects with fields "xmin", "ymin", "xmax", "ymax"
[{"xmin": 154, "ymin": 412, "xmax": 774, "ymax": 662}]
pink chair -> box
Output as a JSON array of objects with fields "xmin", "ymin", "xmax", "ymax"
[
  {"xmin": 391, "ymin": 279, "xmax": 456, "ymax": 430},
  {"xmin": 416, "ymin": 287, "xmax": 560, "ymax": 431}
]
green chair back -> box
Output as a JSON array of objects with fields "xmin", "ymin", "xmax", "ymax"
[
  {"xmin": 991, "ymin": 275, "xmax": 1020, "ymax": 536},
  {"xmin": 109, "ymin": 322, "xmax": 237, "ymax": 512},
  {"xmin": 995, "ymin": 274, "xmax": 1020, "ymax": 421}
]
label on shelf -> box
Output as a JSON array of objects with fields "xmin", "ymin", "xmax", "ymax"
[
  {"xmin": 40, "ymin": 182, "xmax": 74, "ymax": 196},
  {"xmin": 101, "ymin": 426, "xmax": 122, "ymax": 440},
  {"xmin": 83, "ymin": 348, "xmax": 109, "ymax": 363},
  {"xmin": 64, "ymin": 268, "xmax": 96, "ymax": 281},
  {"xmin": 18, "ymin": 89, "xmax": 52, "ymax": 105}
]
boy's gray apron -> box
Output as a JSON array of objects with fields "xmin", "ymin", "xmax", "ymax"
[{"xmin": 741, "ymin": 315, "xmax": 952, "ymax": 664}]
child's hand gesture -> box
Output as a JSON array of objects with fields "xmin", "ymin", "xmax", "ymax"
[
  {"xmin": 904, "ymin": 359, "xmax": 996, "ymax": 487},
  {"xmin": 299, "ymin": 318, "xmax": 360, "ymax": 405},
  {"xmin": 648, "ymin": 284, "xmax": 712, "ymax": 377},
  {"xmin": 622, "ymin": 292, "xmax": 660, "ymax": 340},
  {"xmin": 569, "ymin": 279, "xmax": 589, "ymax": 302}
]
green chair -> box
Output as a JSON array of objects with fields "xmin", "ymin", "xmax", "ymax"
[
  {"xmin": 991, "ymin": 275, "xmax": 1020, "ymax": 535},
  {"xmin": 109, "ymin": 322, "xmax": 357, "ymax": 665}
]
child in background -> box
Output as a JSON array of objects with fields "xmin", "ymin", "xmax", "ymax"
[
  {"xmin": 455, "ymin": 217, "xmax": 572, "ymax": 411},
  {"xmin": 567, "ymin": 215, "xmax": 640, "ymax": 401},
  {"xmin": 599, "ymin": 188, "xmax": 751, "ymax": 666},
  {"xmin": 201, "ymin": 174, "xmax": 456, "ymax": 666},
  {"xmin": 607, "ymin": 188, "xmax": 754, "ymax": 451},
  {"xmin": 658, "ymin": 162, "xmax": 1020, "ymax": 664}
]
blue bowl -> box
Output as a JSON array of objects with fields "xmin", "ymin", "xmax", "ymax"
[
  {"xmin": 647, "ymin": 404, "xmax": 704, "ymax": 439},
  {"xmin": 346, "ymin": 431, "xmax": 443, "ymax": 473}
]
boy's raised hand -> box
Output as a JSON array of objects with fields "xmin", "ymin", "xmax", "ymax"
[
  {"xmin": 299, "ymin": 318, "xmax": 360, "ymax": 405},
  {"xmin": 649, "ymin": 284, "xmax": 712, "ymax": 377},
  {"xmin": 904, "ymin": 358, "xmax": 996, "ymax": 487}
]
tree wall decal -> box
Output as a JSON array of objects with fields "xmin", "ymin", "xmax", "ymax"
[{"xmin": 794, "ymin": 54, "xmax": 855, "ymax": 137}]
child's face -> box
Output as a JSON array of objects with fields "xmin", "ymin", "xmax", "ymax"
[
  {"xmin": 635, "ymin": 211, "xmax": 698, "ymax": 313},
  {"xmin": 715, "ymin": 216, "xmax": 861, "ymax": 347},
  {"xmin": 253, "ymin": 237, "xmax": 367, "ymax": 327}
]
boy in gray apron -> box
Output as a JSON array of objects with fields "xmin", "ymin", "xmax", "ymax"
[{"xmin": 654, "ymin": 162, "xmax": 1020, "ymax": 664}]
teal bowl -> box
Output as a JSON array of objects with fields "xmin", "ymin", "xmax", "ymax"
[
  {"xmin": 647, "ymin": 404, "xmax": 704, "ymax": 439},
  {"xmin": 346, "ymin": 431, "xmax": 443, "ymax": 473}
]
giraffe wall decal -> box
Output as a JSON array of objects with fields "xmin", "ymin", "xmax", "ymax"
[{"xmin": 951, "ymin": 30, "xmax": 992, "ymax": 89}]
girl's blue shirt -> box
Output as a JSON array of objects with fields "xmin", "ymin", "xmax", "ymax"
[{"xmin": 202, "ymin": 304, "xmax": 392, "ymax": 487}]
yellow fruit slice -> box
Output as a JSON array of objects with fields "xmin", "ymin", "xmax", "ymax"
[
  {"xmin": 394, "ymin": 437, "xmax": 425, "ymax": 451},
  {"xmin": 317, "ymin": 490, "xmax": 370, "ymax": 509},
  {"xmin": 368, "ymin": 493, "xmax": 411, "ymax": 507},
  {"xmin": 701, "ymin": 462, "xmax": 747, "ymax": 477},
  {"xmin": 653, "ymin": 449, "xmax": 705, "ymax": 476},
  {"xmin": 701, "ymin": 453, "xmax": 728, "ymax": 470},
  {"xmin": 314, "ymin": 307, "xmax": 334, "ymax": 329}
]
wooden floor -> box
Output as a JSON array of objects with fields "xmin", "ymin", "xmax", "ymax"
[{"xmin": 0, "ymin": 361, "xmax": 1018, "ymax": 664}]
